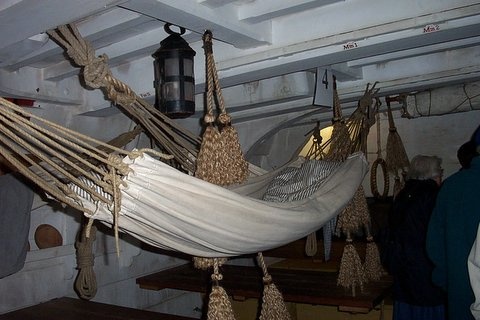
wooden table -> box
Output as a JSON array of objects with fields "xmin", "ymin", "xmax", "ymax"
[
  {"xmin": 0, "ymin": 297, "xmax": 195, "ymax": 320},
  {"xmin": 136, "ymin": 263, "xmax": 392, "ymax": 313}
]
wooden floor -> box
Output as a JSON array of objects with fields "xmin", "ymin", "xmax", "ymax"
[
  {"xmin": 137, "ymin": 263, "xmax": 392, "ymax": 313},
  {"xmin": 0, "ymin": 297, "xmax": 195, "ymax": 320}
]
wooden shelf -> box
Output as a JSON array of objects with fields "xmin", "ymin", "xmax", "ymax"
[
  {"xmin": 0, "ymin": 297, "xmax": 195, "ymax": 320},
  {"xmin": 137, "ymin": 263, "xmax": 392, "ymax": 313}
]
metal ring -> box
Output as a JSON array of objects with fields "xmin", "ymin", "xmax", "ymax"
[{"xmin": 164, "ymin": 23, "xmax": 186, "ymax": 36}]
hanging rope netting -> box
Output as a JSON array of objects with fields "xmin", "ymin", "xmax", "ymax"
[{"xmin": 302, "ymin": 82, "xmax": 385, "ymax": 294}]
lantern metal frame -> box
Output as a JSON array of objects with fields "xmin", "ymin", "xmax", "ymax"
[{"xmin": 152, "ymin": 24, "xmax": 196, "ymax": 118}]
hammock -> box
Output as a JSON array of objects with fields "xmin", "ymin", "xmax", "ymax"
[
  {"xmin": 0, "ymin": 96, "xmax": 367, "ymax": 257},
  {"xmin": 78, "ymin": 152, "xmax": 367, "ymax": 257}
]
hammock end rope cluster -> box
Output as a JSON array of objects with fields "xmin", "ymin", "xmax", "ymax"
[{"xmin": 304, "ymin": 81, "xmax": 385, "ymax": 295}]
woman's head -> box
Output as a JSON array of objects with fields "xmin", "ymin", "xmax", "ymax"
[{"xmin": 406, "ymin": 155, "xmax": 443, "ymax": 184}]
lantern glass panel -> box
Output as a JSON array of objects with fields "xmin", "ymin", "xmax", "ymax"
[
  {"xmin": 163, "ymin": 82, "xmax": 180, "ymax": 101},
  {"xmin": 184, "ymin": 82, "xmax": 194, "ymax": 101},
  {"xmin": 183, "ymin": 58, "xmax": 194, "ymax": 77},
  {"xmin": 165, "ymin": 58, "xmax": 179, "ymax": 76}
]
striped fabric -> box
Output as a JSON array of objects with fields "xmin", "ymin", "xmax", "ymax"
[
  {"xmin": 69, "ymin": 170, "xmax": 112, "ymax": 204},
  {"xmin": 263, "ymin": 158, "xmax": 341, "ymax": 260}
]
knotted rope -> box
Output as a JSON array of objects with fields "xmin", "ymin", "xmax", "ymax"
[
  {"xmin": 206, "ymin": 258, "xmax": 236, "ymax": 320},
  {"xmin": 385, "ymin": 97, "xmax": 409, "ymax": 198},
  {"xmin": 47, "ymin": 24, "xmax": 200, "ymax": 173},
  {"xmin": 74, "ymin": 221, "xmax": 97, "ymax": 300},
  {"xmin": 336, "ymin": 236, "xmax": 366, "ymax": 297},
  {"xmin": 195, "ymin": 30, "xmax": 248, "ymax": 186},
  {"xmin": 257, "ymin": 253, "xmax": 291, "ymax": 320}
]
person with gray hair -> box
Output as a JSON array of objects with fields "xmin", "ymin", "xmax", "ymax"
[
  {"xmin": 427, "ymin": 125, "xmax": 480, "ymax": 320},
  {"xmin": 386, "ymin": 154, "xmax": 446, "ymax": 320},
  {"xmin": 406, "ymin": 155, "xmax": 443, "ymax": 183}
]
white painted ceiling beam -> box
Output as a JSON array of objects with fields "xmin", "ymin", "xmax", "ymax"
[
  {"xmin": 120, "ymin": 0, "xmax": 272, "ymax": 48},
  {"xmin": 0, "ymin": 67, "xmax": 83, "ymax": 104},
  {"xmin": 217, "ymin": 5, "xmax": 480, "ymax": 70},
  {"xmin": 212, "ymin": 16, "xmax": 480, "ymax": 90},
  {"xmin": 43, "ymin": 26, "xmax": 171, "ymax": 82},
  {"xmin": 0, "ymin": 0, "xmax": 128, "ymax": 51},
  {"xmin": 237, "ymin": 0, "xmax": 344, "ymax": 24},
  {"xmin": 197, "ymin": 0, "xmax": 239, "ymax": 9},
  {"xmin": 347, "ymin": 36, "xmax": 480, "ymax": 68},
  {"xmin": 3, "ymin": 8, "xmax": 155, "ymax": 70}
]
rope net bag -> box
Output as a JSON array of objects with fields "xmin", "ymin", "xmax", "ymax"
[{"xmin": 195, "ymin": 30, "xmax": 249, "ymax": 185}]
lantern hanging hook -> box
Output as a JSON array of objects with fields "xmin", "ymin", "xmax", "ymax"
[{"xmin": 164, "ymin": 23, "xmax": 186, "ymax": 36}]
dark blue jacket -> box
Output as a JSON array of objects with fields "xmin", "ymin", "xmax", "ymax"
[{"xmin": 427, "ymin": 156, "xmax": 480, "ymax": 320}]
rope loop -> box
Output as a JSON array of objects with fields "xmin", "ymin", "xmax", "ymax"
[{"xmin": 202, "ymin": 30, "xmax": 213, "ymax": 54}]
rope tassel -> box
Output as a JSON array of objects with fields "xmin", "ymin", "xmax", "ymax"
[
  {"xmin": 207, "ymin": 285, "xmax": 236, "ymax": 320},
  {"xmin": 257, "ymin": 253, "xmax": 291, "ymax": 320},
  {"xmin": 364, "ymin": 237, "xmax": 385, "ymax": 281},
  {"xmin": 195, "ymin": 30, "xmax": 248, "ymax": 186},
  {"xmin": 337, "ymin": 238, "xmax": 366, "ymax": 297},
  {"xmin": 207, "ymin": 258, "xmax": 236, "ymax": 320}
]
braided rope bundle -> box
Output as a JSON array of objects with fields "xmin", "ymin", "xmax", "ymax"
[
  {"xmin": 195, "ymin": 30, "xmax": 248, "ymax": 186},
  {"xmin": 74, "ymin": 222, "xmax": 97, "ymax": 300},
  {"xmin": 385, "ymin": 101, "xmax": 409, "ymax": 196}
]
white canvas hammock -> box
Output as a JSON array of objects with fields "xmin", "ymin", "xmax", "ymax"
[
  {"xmin": 75, "ymin": 151, "xmax": 367, "ymax": 257},
  {"xmin": 0, "ymin": 96, "xmax": 367, "ymax": 259}
]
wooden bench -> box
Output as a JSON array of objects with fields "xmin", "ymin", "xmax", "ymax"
[
  {"xmin": 136, "ymin": 262, "xmax": 392, "ymax": 313},
  {"xmin": 0, "ymin": 297, "xmax": 195, "ymax": 320}
]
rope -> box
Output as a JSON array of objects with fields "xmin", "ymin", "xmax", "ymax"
[
  {"xmin": 74, "ymin": 221, "xmax": 97, "ymax": 300},
  {"xmin": 385, "ymin": 102, "xmax": 409, "ymax": 177},
  {"xmin": 47, "ymin": 24, "xmax": 200, "ymax": 173},
  {"xmin": 370, "ymin": 112, "xmax": 389, "ymax": 199},
  {"xmin": 195, "ymin": 30, "xmax": 248, "ymax": 186},
  {"xmin": 257, "ymin": 253, "xmax": 291, "ymax": 320},
  {"xmin": 0, "ymin": 96, "xmax": 175, "ymax": 258},
  {"xmin": 206, "ymin": 258, "xmax": 236, "ymax": 320},
  {"xmin": 337, "ymin": 237, "xmax": 366, "ymax": 297}
]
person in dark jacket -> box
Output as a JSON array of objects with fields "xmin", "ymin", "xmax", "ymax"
[
  {"xmin": 427, "ymin": 126, "xmax": 480, "ymax": 320},
  {"xmin": 389, "ymin": 155, "xmax": 446, "ymax": 320}
]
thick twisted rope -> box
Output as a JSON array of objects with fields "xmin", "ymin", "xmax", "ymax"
[
  {"xmin": 195, "ymin": 30, "xmax": 248, "ymax": 185},
  {"xmin": 370, "ymin": 112, "xmax": 389, "ymax": 199},
  {"xmin": 257, "ymin": 253, "xmax": 291, "ymax": 320},
  {"xmin": 74, "ymin": 221, "xmax": 97, "ymax": 300},
  {"xmin": 47, "ymin": 24, "xmax": 200, "ymax": 173}
]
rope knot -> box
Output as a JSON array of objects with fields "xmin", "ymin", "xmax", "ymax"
[
  {"xmin": 77, "ymin": 252, "xmax": 95, "ymax": 268},
  {"xmin": 203, "ymin": 113, "xmax": 216, "ymax": 124},
  {"xmin": 262, "ymin": 274, "xmax": 273, "ymax": 285},
  {"xmin": 217, "ymin": 113, "xmax": 231, "ymax": 125},
  {"xmin": 83, "ymin": 54, "xmax": 111, "ymax": 89},
  {"xmin": 202, "ymin": 30, "xmax": 213, "ymax": 54},
  {"xmin": 107, "ymin": 154, "xmax": 130, "ymax": 176},
  {"xmin": 211, "ymin": 273, "xmax": 223, "ymax": 282}
]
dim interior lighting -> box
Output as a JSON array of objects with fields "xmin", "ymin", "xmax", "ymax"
[
  {"xmin": 299, "ymin": 125, "xmax": 334, "ymax": 158},
  {"xmin": 152, "ymin": 23, "xmax": 196, "ymax": 118}
]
